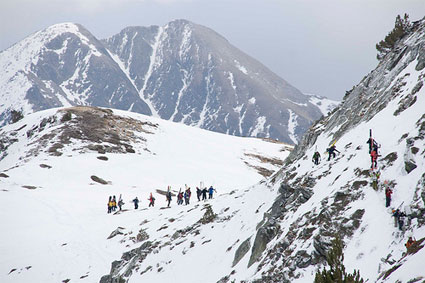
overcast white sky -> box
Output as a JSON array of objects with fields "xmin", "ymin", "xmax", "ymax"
[{"xmin": 1, "ymin": 0, "xmax": 424, "ymax": 100}]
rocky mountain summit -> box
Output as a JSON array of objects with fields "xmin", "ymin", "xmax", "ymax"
[{"xmin": 0, "ymin": 20, "xmax": 336, "ymax": 144}]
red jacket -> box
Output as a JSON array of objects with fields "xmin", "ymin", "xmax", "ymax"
[{"xmin": 385, "ymin": 188, "xmax": 392, "ymax": 197}]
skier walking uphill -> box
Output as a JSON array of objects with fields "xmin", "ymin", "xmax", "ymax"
[
  {"xmin": 312, "ymin": 151, "xmax": 321, "ymax": 165},
  {"xmin": 327, "ymin": 145, "xmax": 340, "ymax": 161},
  {"xmin": 118, "ymin": 197, "xmax": 124, "ymax": 211},
  {"xmin": 208, "ymin": 186, "xmax": 216, "ymax": 199},
  {"xmin": 166, "ymin": 187, "xmax": 172, "ymax": 207},
  {"xmin": 196, "ymin": 187, "xmax": 201, "ymax": 201},
  {"xmin": 370, "ymin": 148, "xmax": 379, "ymax": 169},
  {"xmin": 385, "ymin": 186, "xmax": 393, "ymax": 207},
  {"xmin": 148, "ymin": 193, "xmax": 155, "ymax": 207},
  {"xmin": 371, "ymin": 169, "xmax": 381, "ymax": 191},
  {"xmin": 177, "ymin": 191, "xmax": 184, "ymax": 205},
  {"xmin": 112, "ymin": 196, "xmax": 117, "ymax": 211},
  {"xmin": 398, "ymin": 211, "xmax": 406, "ymax": 231},
  {"xmin": 132, "ymin": 197, "xmax": 139, "ymax": 209},
  {"xmin": 107, "ymin": 196, "xmax": 113, "ymax": 214},
  {"xmin": 366, "ymin": 137, "xmax": 379, "ymax": 154},
  {"xmin": 202, "ymin": 187, "xmax": 208, "ymax": 201}
]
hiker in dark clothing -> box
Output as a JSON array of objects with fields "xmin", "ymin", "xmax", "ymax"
[
  {"xmin": 118, "ymin": 198, "xmax": 124, "ymax": 211},
  {"xmin": 166, "ymin": 189, "xmax": 172, "ymax": 207},
  {"xmin": 177, "ymin": 191, "xmax": 184, "ymax": 205},
  {"xmin": 398, "ymin": 211, "xmax": 406, "ymax": 231},
  {"xmin": 202, "ymin": 187, "xmax": 208, "ymax": 201},
  {"xmin": 392, "ymin": 209, "xmax": 400, "ymax": 227},
  {"xmin": 312, "ymin": 151, "xmax": 321, "ymax": 165},
  {"xmin": 366, "ymin": 138, "xmax": 379, "ymax": 154},
  {"xmin": 107, "ymin": 196, "xmax": 113, "ymax": 214},
  {"xmin": 184, "ymin": 191, "xmax": 189, "ymax": 205},
  {"xmin": 327, "ymin": 145, "xmax": 340, "ymax": 161},
  {"xmin": 112, "ymin": 195, "xmax": 117, "ymax": 211},
  {"xmin": 208, "ymin": 186, "xmax": 216, "ymax": 199},
  {"xmin": 132, "ymin": 197, "xmax": 139, "ymax": 209},
  {"xmin": 385, "ymin": 187, "xmax": 393, "ymax": 207},
  {"xmin": 148, "ymin": 193, "xmax": 155, "ymax": 207},
  {"xmin": 196, "ymin": 187, "xmax": 201, "ymax": 201}
]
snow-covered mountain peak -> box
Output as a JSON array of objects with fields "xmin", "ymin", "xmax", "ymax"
[{"xmin": 0, "ymin": 19, "xmax": 330, "ymax": 143}]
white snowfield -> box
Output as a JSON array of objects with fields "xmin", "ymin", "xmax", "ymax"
[{"xmin": 0, "ymin": 108, "xmax": 291, "ymax": 283}]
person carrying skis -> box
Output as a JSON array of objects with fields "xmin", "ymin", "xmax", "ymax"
[
  {"xmin": 405, "ymin": 236, "xmax": 416, "ymax": 249},
  {"xmin": 202, "ymin": 187, "xmax": 208, "ymax": 201},
  {"xmin": 118, "ymin": 198, "xmax": 124, "ymax": 211},
  {"xmin": 177, "ymin": 191, "xmax": 184, "ymax": 205},
  {"xmin": 392, "ymin": 209, "xmax": 400, "ymax": 227},
  {"xmin": 166, "ymin": 188, "xmax": 172, "ymax": 207},
  {"xmin": 148, "ymin": 193, "xmax": 155, "ymax": 207},
  {"xmin": 208, "ymin": 186, "xmax": 216, "ymax": 199},
  {"xmin": 196, "ymin": 187, "xmax": 201, "ymax": 201},
  {"xmin": 371, "ymin": 169, "xmax": 381, "ymax": 191},
  {"xmin": 112, "ymin": 195, "xmax": 117, "ymax": 211},
  {"xmin": 385, "ymin": 186, "xmax": 393, "ymax": 207},
  {"xmin": 366, "ymin": 137, "xmax": 379, "ymax": 154},
  {"xmin": 370, "ymin": 148, "xmax": 378, "ymax": 169},
  {"xmin": 312, "ymin": 151, "xmax": 321, "ymax": 165},
  {"xmin": 398, "ymin": 211, "xmax": 406, "ymax": 231},
  {"xmin": 132, "ymin": 197, "xmax": 139, "ymax": 209},
  {"xmin": 107, "ymin": 196, "xmax": 113, "ymax": 214},
  {"xmin": 327, "ymin": 145, "xmax": 339, "ymax": 161},
  {"xmin": 184, "ymin": 190, "xmax": 189, "ymax": 205}
]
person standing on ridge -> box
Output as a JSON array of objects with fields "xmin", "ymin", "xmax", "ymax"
[
  {"xmin": 118, "ymin": 197, "xmax": 124, "ymax": 211},
  {"xmin": 107, "ymin": 196, "xmax": 113, "ymax": 214},
  {"xmin": 312, "ymin": 151, "xmax": 321, "ymax": 165},
  {"xmin": 196, "ymin": 187, "xmax": 201, "ymax": 201},
  {"xmin": 202, "ymin": 187, "xmax": 208, "ymax": 201},
  {"xmin": 112, "ymin": 195, "xmax": 117, "ymax": 211},
  {"xmin": 166, "ymin": 187, "xmax": 172, "ymax": 207},
  {"xmin": 208, "ymin": 186, "xmax": 216, "ymax": 199},
  {"xmin": 148, "ymin": 193, "xmax": 155, "ymax": 207},
  {"xmin": 385, "ymin": 186, "xmax": 393, "ymax": 207},
  {"xmin": 132, "ymin": 197, "xmax": 139, "ymax": 209},
  {"xmin": 366, "ymin": 137, "xmax": 379, "ymax": 154}
]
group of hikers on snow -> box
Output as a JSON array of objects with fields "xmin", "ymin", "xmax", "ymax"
[
  {"xmin": 107, "ymin": 185, "xmax": 217, "ymax": 212},
  {"xmin": 311, "ymin": 144, "xmax": 340, "ymax": 165},
  {"xmin": 311, "ymin": 130, "xmax": 415, "ymax": 248},
  {"xmin": 107, "ymin": 195, "xmax": 124, "ymax": 213}
]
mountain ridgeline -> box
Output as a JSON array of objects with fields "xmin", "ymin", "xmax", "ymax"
[{"xmin": 0, "ymin": 20, "xmax": 335, "ymax": 144}]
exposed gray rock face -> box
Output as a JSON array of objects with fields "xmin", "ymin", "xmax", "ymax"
[
  {"xmin": 248, "ymin": 184, "xmax": 312, "ymax": 268},
  {"xmin": 232, "ymin": 237, "xmax": 251, "ymax": 267},
  {"xmin": 100, "ymin": 241, "xmax": 155, "ymax": 283},
  {"xmin": 1, "ymin": 20, "xmax": 331, "ymax": 143}
]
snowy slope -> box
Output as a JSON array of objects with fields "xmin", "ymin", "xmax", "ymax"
[
  {"xmin": 230, "ymin": 18, "xmax": 425, "ymax": 283},
  {"xmin": 0, "ymin": 107, "xmax": 291, "ymax": 283}
]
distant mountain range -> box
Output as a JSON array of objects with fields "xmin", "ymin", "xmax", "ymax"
[{"xmin": 0, "ymin": 20, "xmax": 338, "ymax": 143}]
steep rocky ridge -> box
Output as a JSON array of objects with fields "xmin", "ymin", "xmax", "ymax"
[{"xmin": 238, "ymin": 17, "xmax": 425, "ymax": 282}]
